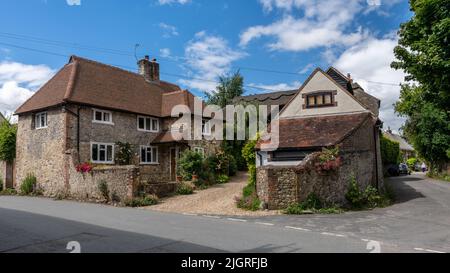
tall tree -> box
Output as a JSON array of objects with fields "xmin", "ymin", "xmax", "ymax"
[
  {"xmin": 204, "ymin": 71, "xmax": 244, "ymax": 108},
  {"xmin": 391, "ymin": 0, "xmax": 450, "ymax": 171}
]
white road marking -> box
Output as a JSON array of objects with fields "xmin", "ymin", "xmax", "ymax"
[
  {"xmin": 182, "ymin": 213, "xmax": 197, "ymax": 216},
  {"xmin": 227, "ymin": 218, "xmax": 247, "ymax": 222},
  {"xmin": 361, "ymin": 239, "xmax": 370, "ymax": 242},
  {"xmin": 285, "ymin": 226, "xmax": 311, "ymax": 232},
  {"xmin": 321, "ymin": 232, "xmax": 347, "ymax": 238},
  {"xmin": 425, "ymin": 249, "xmax": 445, "ymax": 253},
  {"xmin": 255, "ymin": 222, "xmax": 275, "ymax": 226},
  {"xmin": 414, "ymin": 247, "xmax": 444, "ymax": 253},
  {"xmin": 203, "ymin": 215, "xmax": 221, "ymax": 219}
]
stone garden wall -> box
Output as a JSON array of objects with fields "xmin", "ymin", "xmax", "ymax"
[{"xmin": 256, "ymin": 117, "xmax": 381, "ymax": 210}]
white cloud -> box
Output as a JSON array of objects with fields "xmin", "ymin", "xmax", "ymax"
[
  {"xmin": 158, "ymin": 0, "xmax": 190, "ymax": 5},
  {"xmin": 66, "ymin": 0, "xmax": 81, "ymax": 6},
  {"xmin": 241, "ymin": 0, "xmax": 371, "ymax": 51},
  {"xmin": 334, "ymin": 38, "xmax": 406, "ymax": 132},
  {"xmin": 159, "ymin": 48, "xmax": 171, "ymax": 58},
  {"xmin": 0, "ymin": 61, "xmax": 54, "ymax": 118},
  {"xmin": 158, "ymin": 22, "xmax": 179, "ymax": 38},
  {"xmin": 179, "ymin": 32, "xmax": 246, "ymax": 92},
  {"xmin": 248, "ymin": 81, "xmax": 301, "ymax": 92}
]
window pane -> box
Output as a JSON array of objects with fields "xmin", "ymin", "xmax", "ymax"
[
  {"xmin": 152, "ymin": 119, "xmax": 158, "ymax": 131},
  {"xmin": 99, "ymin": 145, "xmax": 106, "ymax": 161},
  {"xmin": 147, "ymin": 149, "xmax": 152, "ymax": 163},
  {"xmin": 152, "ymin": 148, "xmax": 157, "ymax": 163},
  {"xmin": 141, "ymin": 147, "xmax": 146, "ymax": 162},
  {"xmin": 316, "ymin": 95, "xmax": 324, "ymax": 105},
  {"xmin": 40, "ymin": 114, "xmax": 45, "ymax": 127},
  {"xmin": 146, "ymin": 118, "xmax": 151, "ymax": 131},
  {"xmin": 138, "ymin": 117, "xmax": 145, "ymax": 129},
  {"xmin": 107, "ymin": 145, "xmax": 113, "ymax": 162},
  {"xmin": 324, "ymin": 94, "xmax": 332, "ymax": 104},
  {"xmin": 95, "ymin": 111, "xmax": 102, "ymax": 121},
  {"xmin": 103, "ymin": 112, "xmax": 110, "ymax": 122},
  {"xmin": 92, "ymin": 144, "xmax": 98, "ymax": 161},
  {"xmin": 308, "ymin": 96, "xmax": 315, "ymax": 106}
]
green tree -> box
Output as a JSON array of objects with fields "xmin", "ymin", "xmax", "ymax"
[
  {"xmin": 206, "ymin": 71, "xmax": 246, "ymax": 171},
  {"xmin": 204, "ymin": 71, "xmax": 244, "ymax": 108},
  {"xmin": 0, "ymin": 120, "xmax": 17, "ymax": 163},
  {"xmin": 391, "ymin": 0, "xmax": 450, "ymax": 171}
]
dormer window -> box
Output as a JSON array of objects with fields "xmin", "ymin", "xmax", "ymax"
[
  {"xmin": 304, "ymin": 91, "xmax": 337, "ymax": 108},
  {"xmin": 202, "ymin": 120, "xmax": 211, "ymax": 136}
]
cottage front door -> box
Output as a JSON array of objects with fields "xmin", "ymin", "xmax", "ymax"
[{"xmin": 170, "ymin": 148, "xmax": 177, "ymax": 181}]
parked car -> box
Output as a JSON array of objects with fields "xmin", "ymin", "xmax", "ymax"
[
  {"xmin": 399, "ymin": 163, "xmax": 410, "ymax": 175},
  {"xmin": 387, "ymin": 164, "xmax": 400, "ymax": 177}
]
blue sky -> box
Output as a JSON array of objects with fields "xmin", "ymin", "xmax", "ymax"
[{"xmin": 0, "ymin": 0, "xmax": 412, "ymax": 131}]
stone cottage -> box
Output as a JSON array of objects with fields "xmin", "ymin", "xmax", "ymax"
[
  {"xmin": 252, "ymin": 67, "xmax": 384, "ymax": 209},
  {"xmin": 14, "ymin": 55, "xmax": 218, "ymax": 200},
  {"xmin": 383, "ymin": 128, "xmax": 415, "ymax": 162}
]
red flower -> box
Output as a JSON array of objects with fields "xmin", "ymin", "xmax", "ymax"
[{"xmin": 76, "ymin": 162, "xmax": 93, "ymax": 173}]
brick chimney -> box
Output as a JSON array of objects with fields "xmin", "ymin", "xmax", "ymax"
[{"xmin": 138, "ymin": 56, "xmax": 160, "ymax": 82}]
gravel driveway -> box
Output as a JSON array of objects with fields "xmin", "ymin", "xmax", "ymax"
[{"xmin": 148, "ymin": 172, "xmax": 281, "ymax": 216}]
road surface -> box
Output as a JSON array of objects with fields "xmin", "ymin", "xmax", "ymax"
[{"xmin": 0, "ymin": 173, "xmax": 448, "ymax": 253}]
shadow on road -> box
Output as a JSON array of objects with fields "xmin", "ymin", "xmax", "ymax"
[
  {"xmin": 0, "ymin": 207, "xmax": 224, "ymax": 253},
  {"xmin": 387, "ymin": 176, "xmax": 425, "ymax": 204}
]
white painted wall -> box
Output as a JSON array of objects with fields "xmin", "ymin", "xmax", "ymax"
[{"xmin": 280, "ymin": 70, "xmax": 367, "ymax": 118}]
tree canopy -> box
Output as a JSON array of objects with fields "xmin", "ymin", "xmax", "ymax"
[
  {"xmin": 0, "ymin": 120, "xmax": 17, "ymax": 163},
  {"xmin": 391, "ymin": 0, "xmax": 450, "ymax": 171},
  {"xmin": 204, "ymin": 71, "xmax": 244, "ymax": 108}
]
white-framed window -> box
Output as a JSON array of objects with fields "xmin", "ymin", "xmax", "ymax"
[
  {"xmin": 137, "ymin": 116, "xmax": 159, "ymax": 132},
  {"xmin": 35, "ymin": 112, "xmax": 48, "ymax": 129},
  {"xmin": 140, "ymin": 146, "xmax": 158, "ymax": 164},
  {"xmin": 193, "ymin": 147, "xmax": 205, "ymax": 157},
  {"xmin": 202, "ymin": 119, "xmax": 211, "ymax": 136},
  {"xmin": 91, "ymin": 142, "xmax": 114, "ymax": 164},
  {"xmin": 92, "ymin": 109, "xmax": 113, "ymax": 125}
]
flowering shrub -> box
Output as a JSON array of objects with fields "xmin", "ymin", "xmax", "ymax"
[
  {"xmin": 315, "ymin": 146, "xmax": 342, "ymax": 172},
  {"xmin": 76, "ymin": 162, "xmax": 93, "ymax": 173}
]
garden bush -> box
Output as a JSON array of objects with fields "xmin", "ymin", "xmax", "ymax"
[
  {"xmin": 345, "ymin": 174, "xmax": 391, "ymax": 209},
  {"xmin": 115, "ymin": 142, "xmax": 133, "ymax": 165},
  {"xmin": 178, "ymin": 150, "xmax": 203, "ymax": 180},
  {"xmin": 20, "ymin": 173, "xmax": 37, "ymax": 195},
  {"xmin": 124, "ymin": 195, "xmax": 158, "ymax": 207},
  {"xmin": 176, "ymin": 182, "xmax": 194, "ymax": 195},
  {"xmin": 97, "ymin": 180, "xmax": 109, "ymax": 202},
  {"xmin": 217, "ymin": 174, "xmax": 230, "ymax": 184},
  {"xmin": 285, "ymin": 194, "xmax": 343, "ymax": 215},
  {"xmin": 407, "ymin": 157, "xmax": 418, "ymax": 170}
]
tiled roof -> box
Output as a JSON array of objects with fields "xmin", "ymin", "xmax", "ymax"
[
  {"xmin": 383, "ymin": 131, "xmax": 415, "ymax": 152},
  {"xmin": 256, "ymin": 112, "xmax": 372, "ymax": 150},
  {"xmin": 15, "ymin": 56, "xmax": 195, "ymax": 117},
  {"xmin": 153, "ymin": 130, "xmax": 185, "ymax": 144},
  {"xmin": 233, "ymin": 90, "xmax": 298, "ymax": 107}
]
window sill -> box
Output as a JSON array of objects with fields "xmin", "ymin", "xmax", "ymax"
[
  {"xmin": 140, "ymin": 162, "xmax": 160, "ymax": 165},
  {"xmin": 91, "ymin": 161, "xmax": 115, "ymax": 165},
  {"xmin": 138, "ymin": 129, "xmax": 160, "ymax": 133},
  {"xmin": 92, "ymin": 121, "xmax": 115, "ymax": 126},
  {"xmin": 35, "ymin": 126, "xmax": 48, "ymax": 130}
]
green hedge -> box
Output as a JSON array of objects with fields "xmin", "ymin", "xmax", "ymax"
[{"xmin": 381, "ymin": 135, "xmax": 400, "ymax": 165}]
